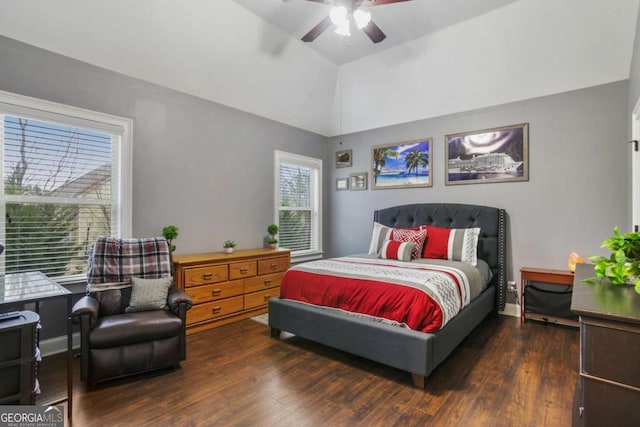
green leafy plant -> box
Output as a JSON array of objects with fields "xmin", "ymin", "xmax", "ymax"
[
  {"xmin": 585, "ymin": 226, "xmax": 640, "ymax": 292},
  {"xmin": 267, "ymin": 224, "xmax": 279, "ymax": 245},
  {"xmin": 223, "ymin": 240, "xmax": 238, "ymax": 248},
  {"xmin": 162, "ymin": 225, "xmax": 179, "ymax": 252}
]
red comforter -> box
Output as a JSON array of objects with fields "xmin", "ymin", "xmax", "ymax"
[{"xmin": 280, "ymin": 256, "xmax": 476, "ymax": 333}]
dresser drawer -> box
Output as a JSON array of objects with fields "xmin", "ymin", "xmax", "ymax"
[
  {"xmin": 229, "ymin": 261, "xmax": 257, "ymax": 280},
  {"xmin": 244, "ymin": 272, "xmax": 284, "ymax": 293},
  {"xmin": 258, "ymin": 256, "xmax": 290, "ymax": 275},
  {"xmin": 187, "ymin": 296, "xmax": 244, "ymax": 325},
  {"xmin": 245, "ymin": 287, "xmax": 280, "ymax": 310},
  {"xmin": 184, "ymin": 265, "xmax": 228, "ymax": 287},
  {"xmin": 583, "ymin": 323, "xmax": 640, "ymax": 388},
  {"xmin": 186, "ymin": 280, "xmax": 244, "ymax": 304}
]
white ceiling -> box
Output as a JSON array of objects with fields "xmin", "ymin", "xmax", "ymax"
[
  {"xmin": 231, "ymin": 0, "xmax": 520, "ymax": 65},
  {"xmin": 0, "ymin": 0, "xmax": 638, "ymax": 137}
]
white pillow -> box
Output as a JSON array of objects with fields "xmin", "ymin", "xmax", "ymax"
[{"xmin": 368, "ymin": 222, "xmax": 392, "ymax": 255}]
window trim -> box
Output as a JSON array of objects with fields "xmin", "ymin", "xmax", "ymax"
[
  {"xmin": 0, "ymin": 90, "xmax": 132, "ymax": 282},
  {"xmin": 274, "ymin": 150, "xmax": 323, "ymax": 262}
]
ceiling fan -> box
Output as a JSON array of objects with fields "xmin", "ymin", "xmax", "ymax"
[{"xmin": 299, "ymin": 0, "xmax": 412, "ymax": 44}]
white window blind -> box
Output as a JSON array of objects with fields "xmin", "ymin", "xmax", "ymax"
[
  {"xmin": 275, "ymin": 151, "xmax": 322, "ymax": 260},
  {"xmin": 0, "ymin": 90, "xmax": 131, "ymax": 282}
]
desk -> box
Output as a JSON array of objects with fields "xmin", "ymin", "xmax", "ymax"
[{"xmin": 0, "ymin": 272, "xmax": 72, "ymax": 418}]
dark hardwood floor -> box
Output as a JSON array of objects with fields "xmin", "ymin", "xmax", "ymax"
[{"xmin": 38, "ymin": 314, "xmax": 579, "ymax": 426}]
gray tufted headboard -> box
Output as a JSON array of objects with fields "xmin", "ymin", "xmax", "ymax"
[{"xmin": 374, "ymin": 203, "xmax": 507, "ymax": 311}]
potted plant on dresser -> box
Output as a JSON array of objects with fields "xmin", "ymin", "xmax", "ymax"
[
  {"xmin": 267, "ymin": 224, "xmax": 279, "ymax": 249},
  {"xmin": 585, "ymin": 226, "xmax": 640, "ymax": 292},
  {"xmin": 223, "ymin": 240, "xmax": 238, "ymax": 254}
]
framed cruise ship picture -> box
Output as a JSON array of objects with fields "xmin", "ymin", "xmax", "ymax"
[
  {"xmin": 371, "ymin": 138, "xmax": 433, "ymax": 190},
  {"xmin": 445, "ymin": 123, "xmax": 529, "ymax": 185}
]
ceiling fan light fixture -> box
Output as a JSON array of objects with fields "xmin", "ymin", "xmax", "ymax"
[
  {"xmin": 334, "ymin": 20, "xmax": 351, "ymax": 36},
  {"xmin": 353, "ymin": 9, "xmax": 371, "ymax": 30},
  {"xmin": 329, "ymin": 5, "xmax": 348, "ymax": 26}
]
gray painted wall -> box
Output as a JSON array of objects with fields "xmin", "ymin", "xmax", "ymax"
[
  {"xmin": 328, "ymin": 81, "xmax": 630, "ymax": 302},
  {"xmin": 0, "ymin": 36, "xmax": 330, "ymax": 338},
  {"xmin": 0, "ymin": 34, "xmax": 632, "ymax": 337},
  {"xmin": 0, "ymin": 35, "xmax": 330, "ymax": 255}
]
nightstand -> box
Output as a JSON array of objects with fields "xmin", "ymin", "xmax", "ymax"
[{"xmin": 520, "ymin": 267, "xmax": 578, "ymax": 326}]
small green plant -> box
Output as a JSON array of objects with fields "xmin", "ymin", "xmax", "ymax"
[
  {"xmin": 223, "ymin": 240, "xmax": 238, "ymax": 248},
  {"xmin": 585, "ymin": 226, "xmax": 640, "ymax": 292},
  {"xmin": 162, "ymin": 225, "xmax": 179, "ymax": 252},
  {"xmin": 267, "ymin": 224, "xmax": 279, "ymax": 245}
]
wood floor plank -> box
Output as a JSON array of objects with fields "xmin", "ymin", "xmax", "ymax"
[{"xmin": 37, "ymin": 314, "xmax": 578, "ymax": 426}]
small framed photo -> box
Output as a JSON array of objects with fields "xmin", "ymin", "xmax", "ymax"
[
  {"xmin": 372, "ymin": 138, "xmax": 433, "ymax": 190},
  {"xmin": 349, "ymin": 172, "xmax": 367, "ymax": 191},
  {"xmin": 445, "ymin": 123, "xmax": 529, "ymax": 185},
  {"xmin": 336, "ymin": 177, "xmax": 349, "ymax": 191},
  {"xmin": 336, "ymin": 149, "xmax": 352, "ymax": 168}
]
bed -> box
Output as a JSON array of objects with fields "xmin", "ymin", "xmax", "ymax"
[{"xmin": 269, "ymin": 203, "xmax": 506, "ymax": 388}]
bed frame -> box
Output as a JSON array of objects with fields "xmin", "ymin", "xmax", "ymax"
[{"xmin": 269, "ymin": 203, "xmax": 506, "ymax": 388}]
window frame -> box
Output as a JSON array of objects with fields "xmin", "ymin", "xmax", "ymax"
[
  {"xmin": 274, "ymin": 150, "xmax": 323, "ymax": 262},
  {"xmin": 0, "ymin": 89, "xmax": 132, "ymax": 283}
]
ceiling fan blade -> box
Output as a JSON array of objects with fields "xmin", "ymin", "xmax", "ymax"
[
  {"xmin": 362, "ymin": 19, "xmax": 386, "ymax": 43},
  {"xmin": 370, "ymin": 0, "xmax": 412, "ymax": 6},
  {"xmin": 302, "ymin": 16, "xmax": 332, "ymax": 42}
]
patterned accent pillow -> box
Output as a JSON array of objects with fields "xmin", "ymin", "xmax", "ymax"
[
  {"xmin": 368, "ymin": 222, "xmax": 393, "ymax": 255},
  {"xmin": 379, "ymin": 240, "xmax": 416, "ymax": 262},
  {"xmin": 125, "ymin": 276, "xmax": 172, "ymax": 313},
  {"xmin": 420, "ymin": 225, "xmax": 481, "ymax": 266},
  {"xmin": 391, "ymin": 228, "xmax": 427, "ymax": 259}
]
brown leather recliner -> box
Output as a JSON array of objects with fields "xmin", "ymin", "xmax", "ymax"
[{"xmin": 72, "ymin": 237, "xmax": 192, "ymax": 385}]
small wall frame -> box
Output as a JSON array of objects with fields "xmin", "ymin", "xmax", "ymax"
[
  {"xmin": 336, "ymin": 149, "xmax": 352, "ymax": 168},
  {"xmin": 349, "ymin": 172, "xmax": 367, "ymax": 191},
  {"xmin": 336, "ymin": 177, "xmax": 349, "ymax": 191}
]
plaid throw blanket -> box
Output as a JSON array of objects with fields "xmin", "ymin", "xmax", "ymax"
[{"xmin": 87, "ymin": 237, "xmax": 173, "ymax": 289}]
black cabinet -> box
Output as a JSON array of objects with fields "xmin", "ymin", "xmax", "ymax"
[
  {"xmin": 571, "ymin": 264, "xmax": 640, "ymax": 426},
  {"xmin": 0, "ymin": 311, "xmax": 39, "ymax": 405}
]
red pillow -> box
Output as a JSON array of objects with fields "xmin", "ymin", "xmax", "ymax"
[
  {"xmin": 391, "ymin": 228, "xmax": 427, "ymax": 259},
  {"xmin": 421, "ymin": 226, "xmax": 451, "ymax": 259},
  {"xmin": 380, "ymin": 240, "xmax": 416, "ymax": 262},
  {"xmin": 420, "ymin": 225, "xmax": 481, "ymax": 265}
]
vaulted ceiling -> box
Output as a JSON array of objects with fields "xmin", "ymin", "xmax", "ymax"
[
  {"xmin": 232, "ymin": 0, "xmax": 520, "ymax": 65},
  {"xmin": 0, "ymin": 0, "xmax": 638, "ymax": 136}
]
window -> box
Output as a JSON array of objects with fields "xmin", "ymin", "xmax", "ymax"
[
  {"xmin": 274, "ymin": 150, "xmax": 322, "ymax": 261},
  {"xmin": 0, "ymin": 90, "xmax": 132, "ymax": 282}
]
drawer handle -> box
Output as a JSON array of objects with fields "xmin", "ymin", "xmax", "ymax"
[
  {"xmin": 270, "ymin": 263, "xmax": 278, "ymax": 270},
  {"xmin": 263, "ymin": 279, "xmax": 272, "ymax": 286},
  {"xmin": 211, "ymin": 289, "xmax": 221, "ymax": 296},
  {"xmin": 203, "ymin": 273, "xmax": 213, "ymax": 280},
  {"xmin": 263, "ymin": 295, "xmax": 272, "ymax": 301},
  {"xmin": 212, "ymin": 306, "xmax": 222, "ymax": 314},
  {"xmin": 239, "ymin": 268, "xmax": 249, "ymax": 274}
]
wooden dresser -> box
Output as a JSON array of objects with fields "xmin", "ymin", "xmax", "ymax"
[
  {"xmin": 173, "ymin": 248, "xmax": 290, "ymax": 334},
  {"xmin": 571, "ymin": 263, "xmax": 640, "ymax": 426}
]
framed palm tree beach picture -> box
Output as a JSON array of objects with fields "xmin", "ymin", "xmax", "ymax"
[{"xmin": 371, "ymin": 138, "xmax": 433, "ymax": 190}]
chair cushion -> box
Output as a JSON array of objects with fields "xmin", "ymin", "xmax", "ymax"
[{"xmin": 90, "ymin": 310, "xmax": 183, "ymax": 349}]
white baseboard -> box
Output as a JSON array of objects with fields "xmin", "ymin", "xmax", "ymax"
[
  {"xmin": 499, "ymin": 302, "xmax": 520, "ymax": 317},
  {"xmin": 39, "ymin": 333, "xmax": 81, "ymax": 357}
]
